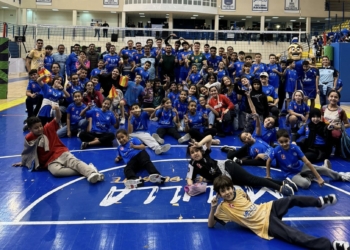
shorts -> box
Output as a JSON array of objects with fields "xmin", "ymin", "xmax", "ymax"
[
  {"xmin": 285, "ymin": 92, "xmax": 293, "ymax": 99},
  {"xmin": 303, "ymin": 88, "xmax": 316, "ymax": 99}
]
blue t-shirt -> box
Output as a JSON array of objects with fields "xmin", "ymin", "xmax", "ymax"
[
  {"xmin": 253, "ymin": 126, "xmax": 277, "ymax": 145},
  {"xmin": 66, "ymin": 83, "xmax": 84, "ymax": 103},
  {"xmin": 168, "ymin": 91, "xmax": 179, "ymax": 106},
  {"xmin": 174, "ymin": 99, "xmax": 188, "ymax": 120},
  {"xmin": 91, "ymin": 68, "xmax": 102, "ymax": 77},
  {"xmin": 207, "ymin": 56, "xmax": 222, "ymax": 71},
  {"xmin": 132, "ymin": 52, "xmax": 144, "ymax": 65},
  {"xmin": 234, "ymin": 61, "xmax": 245, "ymax": 77},
  {"xmin": 131, "ymin": 111, "xmax": 149, "ymax": 132},
  {"xmin": 302, "ymin": 68, "xmax": 319, "ymax": 90},
  {"xmin": 262, "ymin": 85, "xmax": 278, "ymax": 99},
  {"xmin": 156, "ymin": 108, "xmax": 175, "ymax": 128},
  {"xmin": 249, "ymin": 139, "xmax": 273, "ymax": 159},
  {"xmin": 79, "ymin": 78, "xmax": 89, "ymax": 89},
  {"xmin": 269, "ymin": 144, "xmax": 305, "ymax": 177},
  {"xmin": 38, "ymin": 84, "xmax": 64, "ymax": 117},
  {"xmin": 267, "ymin": 63, "xmax": 282, "ymax": 88},
  {"xmin": 121, "ymin": 48, "xmax": 137, "ymax": 57},
  {"xmin": 288, "ymin": 101, "xmax": 310, "ymax": 116},
  {"xmin": 187, "ymin": 95, "xmax": 198, "ymax": 104},
  {"xmin": 250, "ymin": 63, "xmax": 267, "ymax": 79},
  {"xmin": 336, "ymin": 78, "xmax": 343, "ymax": 90},
  {"xmin": 94, "ymin": 82, "xmax": 101, "ymax": 91},
  {"xmin": 103, "ymin": 54, "xmax": 121, "ymax": 73},
  {"xmin": 86, "ymin": 108, "xmax": 116, "ymax": 133},
  {"xmin": 116, "ymin": 137, "xmax": 142, "ymax": 164},
  {"xmin": 134, "ymin": 67, "xmax": 150, "ymax": 87},
  {"xmin": 197, "ymin": 104, "xmax": 210, "ymax": 115},
  {"xmin": 294, "ymin": 60, "xmax": 305, "ymax": 80},
  {"xmin": 188, "ymin": 111, "xmax": 204, "ymax": 132},
  {"xmin": 241, "ymin": 73, "xmax": 255, "ymax": 84},
  {"xmin": 44, "ymin": 55, "xmax": 54, "ymax": 72},
  {"xmin": 189, "ymin": 73, "xmax": 202, "ymax": 85},
  {"xmin": 124, "ymin": 81, "xmax": 144, "ymax": 107},
  {"xmin": 26, "ymin": 80, "xmax": 42, "ymax": 94},
  {"xmin": 217, "ymin": 69, "xmax": 229, "ymax": 82},
  {"xmin": 178, "ymin": 51, "xmax": 192, "ymax": 73},
  {"xmin": 285, "ymin": 69, "xmax": 298, "ymax": 93},
  {"xmin": 67, "ymin": 102, "xmax": 87, "ymax": 125},
  {"xmin": 297, "ymin": 125, "xmax": 325, "ymax": 145}
]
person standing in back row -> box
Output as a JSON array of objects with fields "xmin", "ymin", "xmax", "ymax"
[{"xmin": 103, "ymin": 21, "xmax": 109, "ymax": 38}]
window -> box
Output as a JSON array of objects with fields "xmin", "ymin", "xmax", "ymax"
[
  {"xmin": 173, "ymin": 0, "xmax": 182, "ymax": 3},
  {"xmin": 203, "ymin": 0, "xmax": 209, "ymax": 6},
  {"xmin": 210, "ymin": 0, "xmax": 216, "ymax": 7},
  {"xmin": 193, "ymin": 0, "xmax": 201, "ymax": 5}
]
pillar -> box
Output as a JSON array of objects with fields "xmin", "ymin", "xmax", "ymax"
[
  {"xmin": 72, "ymin": 10, "xmax": 77, "ymax": 26},
  {"xmin": 260, "ymin": 15, "xmax": 265, "ymax": 32},
  {"xmin": 214, "ymin": 14, "xmax": 219, "ymax": 31},
  {"xmin": 21, "ymin": 8, "xmax": 27, "ymax": 25},
  {"xmin": 168, "ymin": 13, "xmax": 173, "ymax": 30},
  {"xmin": 121, "ymin": 11, "xmax": 126, "ymax": 28},
  {"xmin": 306, "ymin": 17, "xmax": 311, "ymax": 34}
]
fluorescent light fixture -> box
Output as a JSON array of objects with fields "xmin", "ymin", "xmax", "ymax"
[
  {"xmin": 241, "ymin": 19, "xmax": 246, "ymax": 20},
  {"xmin": 193, "ymin": 14, "xmax": 198, "ymax": 16},
  {"xmin": 266, "ymin": 19, "xmax": 271, "ymax": 21},
  {"xmin": 139, "ymin": 13, "xmax": 144, "ymax": 14},
  {"xmin": 290, "ymin": 20, "xmax": 296, "ymax": 22},
  {"xmin": 2, "ymin": 6, "xmax": 9, "ymax": 9},
  {"xmin": 52, "ymin": 9, "xmax": 59, "ymax": 11},
  {"xmin": 111, "ymin": 11, "xmax": 117, "ymax": 13},
  {"xmin": 246, "ymin": 16, "xmax": 252, "ymax": 18},
  {"xmin": 299, "ymin": 17, "xmax": 305, "ymax": 19},
  {"xmin": 166, "ymin": 13, "xmax": 169, "ymax": 15},
  {"xmin": 219, "ymin": 15, "xmax": 224, "ymax": 18},
  {"xmin": 191, "ymin": 17, "xmax": 196, "ymax": 19},
  {"xmin": 272, "ymin": 17, "xmax": 279, "ymax": 19},
  {"xmin": 140, "ymin": 16, "xmax": 145, "ymax": 17},
  {"xmin": 83, "ymin": 10, "xmax": 89, "ymax": 12},
  {"xmin": 325, "ymin": 18, "xmax": 331, "ymax": 20}
]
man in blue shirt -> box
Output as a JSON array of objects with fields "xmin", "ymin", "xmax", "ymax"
[
  {"xmin": 207, "ymin": 47, "xmax": 222, "ymax": 71},
  {"xmin": 267, "ymin": 54, "xmax": 282, "ymax": 90},
  {"xmin": 119, "ymin": 40, "xmax": 137, "ymax": 57},
  {"xmin": 103, "ymin": 45, "xmax": 121, "ymax": 73},
  {"xmin": 24, "ymin": 70, "xmax": 43, "ymax": 126},
  {"xmin": 66, "ymin": 43, "xmax": 80, "ymax": 80},
  {"xmin": 139, "ymin": 45, "xmax": 157, "ymax": 80},
  {"xmin": 52, "ymin": 44, "xmax": 68, "ymax": 81}
]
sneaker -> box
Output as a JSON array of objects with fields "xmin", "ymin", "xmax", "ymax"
[
  {"xmin": 23, "ymin": 123, "xmax": 29, "ymax": 132},
  {"xmin": 233, "ymin": 157, "xmax": 242, "ymax": 165},
  {"xmin": 333, "ymin": 241, "xmax": 350, "ymax": 250},
  {"xmin": 124, "ymin": 178, "xmax": 144, "ymax": 189},
  {"xmin": 318, "ymin": 194, "xmax": 337, "ymax": 209},
  {"xmin": 150, "ymin": 117, "xmax": 158, "ymax": 121},
  {"xmin": 212, "ymin": 139, "xmax": 221, "ymax": 145},
  {"xmin": 81, "ymin": 142, "xmax": 88, "ymax": 150},
  {"xmin": 283, "ymin": 177, "xmax": 298, "ymax": 192},
  {"xmin": 323, "ymin": 159, "xmax": 332, "ymax": 169},
  {"xmin": 120, "ymin": 117, "xmax": 126, "ymax": 125},
  {"xmin": 178, "ymin": 133, "xmax": 191, "ymax": 143},
  {"xmin": 160, "ymin": 144, "xmax": 171, "ymax": 153},
  {"xmin": 155, "ymin": 147, "xmax": 162, "ymax": 155},
  {"xmin": 149, "ymin": 174, "xmax": 166, "ymax": 184},
  {"xmin": 152, "ymin": 133, "xmax": 164, "ymax": 145},
  {"xmin": 77, "ymin": 129, "xmax": 82, "ymax": 138},
  {"xmin": 177, "ymin": 126, "xmax": 184, "ymax": 132},
  {"xmin": 87, "ymin": 173, "xmax": 101, "ymax": 184},
  {"xmin": 280, "ymin": 184, "xmax": 294, "ymax": 196},
  {"xmin": 221, "ymin": 145, "xmax": 236, "ymax": 153},
  {"xmin": 340, "ymin": 173, "xmax": 350, "ymax": 182}
]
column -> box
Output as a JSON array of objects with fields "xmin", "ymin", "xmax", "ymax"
[
  {"xmin": 72, "ymin": 10, "xmax": 77, "ymax": 26},
  {"xmin": 214, "ymin": 14, "xmax": 219, "ymax": 31},
  {"xmin": 260, "ymin": 15, "xmax": 265, "ymax": 32},
  {"xmin": 121, "ymin": 11, "xmax": 126, "ymax": 28},
  {"xmin": 306, "ymin": 17, "xmax": 311, "ymax": 34},
  {"xmin": 21, "ymin": 8, "xmax": 27, "ymax": 25},
  {"xmin": 168, "ymin": 13, "xmax": 173, "ymax": 30}
]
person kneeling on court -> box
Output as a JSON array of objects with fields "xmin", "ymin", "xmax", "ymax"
[
  {"xmin": 209, "ymin": 175, "xmax": 350, "ymax": 250},
  {"xmin": 12, "ymin": 105, "xmax": 104, "ymax": 184},
  {"xmin": 115, "ymin": 129, "xmax": 166, "ymax": 189}
]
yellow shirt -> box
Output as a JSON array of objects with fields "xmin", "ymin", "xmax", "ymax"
[
  {"xmin": 27, "ymin": 49, "xmax": 45, "ymax": 70},
  {"xmin": 214, "ymin": 189, "xmax": 273, "ymax": 240}
]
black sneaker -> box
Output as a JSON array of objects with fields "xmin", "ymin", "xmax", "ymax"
[
  {"xmin": 220, "ymin": 145, "xmax": 236, "ymax": 153},
  {"xmin": 81, "ymin": 142, "xmax": 88, "ymax": 150},
  {"xmin": 280, "ymin": 184, "xmax": 294, "ymax": 196},
  {"xmin": 233, "ymin": 157, "xmax": 242, "ymax": 165},
  {"xmin": 318, "ymin": 194, "xmax": 337, "ymax": 209},
  {"xmin": 283, "ymin": 177, "xmax": 298, "ymax": 192},
  {"xmin": 332, "ymin": 241, "xmax": 350, "ymax": 250}
]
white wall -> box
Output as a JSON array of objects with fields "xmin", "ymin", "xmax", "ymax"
[
  {"xmin": 27, "ymin": 10, "xmax": 73, "ymax": 26},
  {"xmin": 77, "ymin": 12, "xmax": 120, "ymax": 27},
  {"xmin": 0, "ymin": 9, "xmax": 17, "ymax": 23}
]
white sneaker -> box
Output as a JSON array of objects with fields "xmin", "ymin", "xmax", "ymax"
[
  {"xmin": 160, "ymin": 144, "xmax": 171, "ymax": 153},
  {"xmin": 87, "ymin": 173, "xmax": 100, "ymax": 183},
  {"xmin": 124, "ymin": 178, "xmax": 144, "ymax": 189},
  {"xmin": 178, "ymin": 133, "xmax": 191, "ymax": 143},
  {"xmin": 120, "ymin": 117, "xmax": 126, "ymax": 125},
  {"xmin": 151, "ymin": 117, "xmax": 158, "ymax": 121},
  {"xmin": 333, "ymin": 240, "xmax": 350, "ymax": 250},
  {"xmin": 152, "ymin": 133, "xmax": 164, "ymax": 144},
  {"xmin": 212, "ymin": 139, "xmax": 221, "ymax": 145},
  {"xmin": 177, "ymin": 126, "xmax": 184, "ymax": 132},
  {"xmin": 340, "ymin": 173, "xmax": 350, "ymax": 182},
  {"xmin": 149, "ymin": 174, "xmax": 166, "ymax": 184},
  {"xmin": 323, "ymin": 159, "xmax": 332, "ymax": 169}
]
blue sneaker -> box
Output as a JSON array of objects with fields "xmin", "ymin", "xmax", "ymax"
[
  {"xmin": 280, "ymin": 184, "xmax": 294, "ymax": 196},
  {"xmin": 283, "ymin": 177, "xmax": 298, "ymax": 192}
]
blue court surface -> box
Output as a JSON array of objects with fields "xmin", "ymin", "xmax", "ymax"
[{"xmin": 0, "ymin": 104, "xmax": 350, "ymax": 250}]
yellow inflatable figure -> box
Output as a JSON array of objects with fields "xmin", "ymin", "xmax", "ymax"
[{"xmin": 287, "ymin": 43, "xmax": 303, "ymax": 61}]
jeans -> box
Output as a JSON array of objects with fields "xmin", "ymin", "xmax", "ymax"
[
  {"xmin": 57, "ymin": 119, "xmax": 88, "ymax": 138},
  {"xmin": 94, "ymin": 29, "xmax": 100, "ymax": 37},
  {"xmin": 318, "ymin": 85, "xmax": 332, "ymax": 107}
]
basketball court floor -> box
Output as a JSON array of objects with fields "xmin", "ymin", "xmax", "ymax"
[{"xmin": 0, "ymin": 76, "xmax": 349, "ymax": 250}]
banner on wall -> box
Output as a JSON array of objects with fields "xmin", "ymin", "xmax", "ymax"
[
  {"xmin": 252, "ymin": 0, "xmax": 268, "ymax": 11},
  {"xmin": 284, "ymin": 0, "xmax": 299, "ymax": 11},
  {"xmin": 221, "ymin": 0, "xmax": 236, "ymax": 11},
  {"xmin": 36, "ymin": 0, "xmax": 52, "ymax": 5},
  {"xmin": 103, "ymin": 0, "xmax": 119, "ymax": 7}
]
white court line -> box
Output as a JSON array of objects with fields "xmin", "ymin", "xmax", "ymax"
[
  {"xmin": 4, "ymin": 216, "xmax": 350, "ymax": 226},
  {"xmin": 0, "ymin": 145, "xmax": 233, "ymax": 159},
  {"xmin": 13, "ymin": 159, "xmax": 188, "ymax": 222}
]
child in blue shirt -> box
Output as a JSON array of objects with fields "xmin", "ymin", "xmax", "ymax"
[
  {"xmin": 65, "ymin": 73, "xmax": 84, "ymax": 104},
  {"xmin": 287, "ymin": 90, "xmax": 310, "ymax": 132},
  {"xmin": 267, "ymin": 54, "xmax": 282, "ymax": 89},
  {"xmin": 215, "ymin": 61, "xmax": 229, "ymax": 83},
  {"xmin": 25, "ymin": 69, "xmax": 43, "ymax": 122},
  {"xmin": 174, "ymin": 90, "xmax": 189, "ymax": 131},
  {"xmin": 115, "ymin": 129, "xmax": 166, "ymax": 189},
  {"xmin": 128, "ymin": 103, "xmax": 171, "ymax": 155},
  {"xmin": 187, "ymin": 65, "xmax": 202, "ymax": 86},
  {"xmin": 150, "ymin": 98, "xmax": 190, "ymax": 144},
  {"xmin": 57, "ymin": 91, "xmax": 88, "ymax": 138},
  {"xmin": 167, "ymin": 82, "xmax": 179, "ymax": 106},
  {"xmin": 267, "ymin": 129, "xmax": 350, "ymax": 189},
  {"xmin": 90, "ymin": 60, "xmax": 105, "ymax": 77},
  {"xmin": 283, "ymin": 60, "xmax": 298, "ymax": 108}
]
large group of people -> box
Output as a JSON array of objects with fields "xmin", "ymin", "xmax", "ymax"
[{"xmin": 16, "ymin": 34, "xmax": 350, "ymax": 250}]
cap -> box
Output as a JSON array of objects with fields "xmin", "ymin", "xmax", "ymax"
[{"xmin": 259, "ymin": 72, "xmax": 269, "ymax": 77}]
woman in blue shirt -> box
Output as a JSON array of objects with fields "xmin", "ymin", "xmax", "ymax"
[
  {"xmin": 287, "ymin": 90, "xmax": 310, "ymax": 133},
  {"xmin": 79, "ymin": 98, "xmax": 119, "ymax": 149}
]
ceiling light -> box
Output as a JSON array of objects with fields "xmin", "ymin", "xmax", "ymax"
[
  {"xmin": 166, "ymin": 14, "xmax": 169, "ymax": 15},
  {"xmin": 140, "ymin": 16, "xmax": 145, "ymax": 17},
  {"xmin": 246, "ymin": 16, "xmax": 252, "ymax": 18},
  {"xmin": 266, "ymin": 19, "xmax": 271, "ymax": 21},
  {"xmin": 111, "ymin": 11, "xmax": 117, "ymax": 13},
  {"xmin": 52, "ymin": 9, "xmax": 59, "ymax": 11},
  {"xmin": 299, "ymin": 17, "xmax": 305, "ymax": 19},
  {"xmin": 191, "ymin": 17, "xmax": 196, "ymax": 19},
  {"xmin": 83, "ymin": 10, "xmax": 89, "ymax": 12},
  {"xmin": 325, "ymin": 18, "xmax": 331, "ymax": 20},
  {"xmin": 272, "ymin": 17, "xmax": 279, "ymax": 19},
  {"xmin": 242, "ymin": 19, "xmax": 246, "ymax": 20},
  {"xmin": 2, "ymin": 6, "xmax": 9, "ymax": 9},
  {"xmin": 219, "ymin": 15, "xmax": 224, "ymax": 18},
  {"xmin": 193, "ymin": 14, "xmax": 198, "ymax": 16},
  {"xmin": 139, "ymin": 13, "xmax": 144, "ymax": 15}
]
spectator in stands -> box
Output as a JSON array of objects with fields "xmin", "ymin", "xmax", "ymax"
[
  {"xmin": 102, "ymin": 21, "xmax": 109, "ymax": 38},
  {"xmin": 26, "ymin": 39, "xmax": 45, "ymax": 71},
  {"xmin": 53, "ymin": 44, "xmax": 68, "ymax": 81},
  {"xmin": 94, "ymin": 21, "xmax": 101, "ymax": 38},
  {"xmin": 66, "ymin": 43, "xmax": 80, "ymax": 80}
]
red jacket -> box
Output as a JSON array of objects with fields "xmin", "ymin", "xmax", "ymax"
[{"xmin": 208, "ymin": 94, "xmax": 234, "ymax": 113}]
